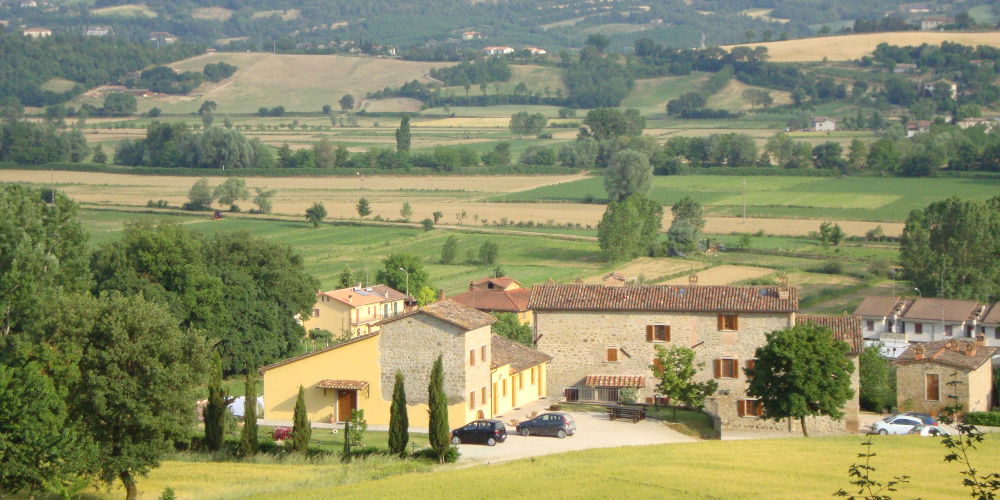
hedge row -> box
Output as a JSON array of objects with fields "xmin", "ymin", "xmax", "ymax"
[{"xmin": 0, "ymin": 162, "xmax": 579, "ymax": 177}]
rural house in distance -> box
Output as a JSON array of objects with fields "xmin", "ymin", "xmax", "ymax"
[
  {"xmin": 449, "ymin": 277, "xmax": 532, "ymax": 323},
  {"xmin": 262, "ymin": 300, "xmax": 550, "ymax": 427},
  {"xmin": 894, "ymin": 337, "xmax": 996, "ymax": 416},
  {"xmin": 528, "ymin": 282, "xmax": 861, "ymax": 436},
  {"xmin": 302, "ymin": 284, "xmax": 411, "ymax": 338},
  {"xmin": 855, "ymin": 296, "xmax": 1000, "ymax": 356}
]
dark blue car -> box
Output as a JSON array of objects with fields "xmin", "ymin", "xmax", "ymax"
[
  {"xmin": 516, "ymin": 412, "xmax": 576, "ymax": 438},
  {"xmin": 451, "ymin": 419, "xmax": 507, "ymax": 446}
]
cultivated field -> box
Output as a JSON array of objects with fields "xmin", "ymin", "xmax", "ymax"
[
  {"xmin": 90, "ymin": 3, "xmax": 157, "ymax": 17},
  {"xmin": 139, "ymin": 53, "xmax": 454, "ymax": 114},
  {"xmin": 724, "ymin": 31, "xmax": 1000, "ymax": 62},
  {"xmin": 665, "ymin": 265, "xmax": 773, "ymax": 285},
  {"xmin": 191, "ymin": 7, "xmax": 234, "ymax": 20},
  {"xmin": 92, "ymin": 435, "xmax": 1000, "ymax": 499},
  {"xmin": 583, "ymin": 257, "xmax": 704, "ymax": 284}
]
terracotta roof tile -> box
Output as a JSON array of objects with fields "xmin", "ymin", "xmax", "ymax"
[
  {"xmin": 584, "ymin": 375, "xmax": 645, "ymax": 388},
  {"xmin": 449, "ymin": 288, "xmax": 531, "ymax": 313},
  {"xmin": 901, "ymin": 298, "xmax": 982, "ymax": 322},
  {"xmin": 528, "ymin": 284, "xmax": 797, "ymax": 313},
  {"xmin": 490, "ymin": 335, "xmax": 551, "ymax": 372},
  {"xmin": 796, "ymin": 314, "xmax": 863, "ymax": 354},
  {"xmin": 894, "ymin": 339, "xmax": 997, "ymax": 371},
  {"xmin": 853, "ymin": 296, "xmax": 903, "ymax": 317},
  {"xmin": 382, "ymin": 300, "xmax": 496, "ymax": 331},
  {"xmin": 470, "ymin": 277, "xmax": 521, "ymax": 290},
  {"xmin": 321, "ymin": 284, "xmax": 409, "ymax": 307},
  {"xmin": 981, "ymin": 304, "xmax": 1000, "ymax": 325},
  {"xmin": 315, "ymin": 379, "xmax": 369, "ymax": 391}
]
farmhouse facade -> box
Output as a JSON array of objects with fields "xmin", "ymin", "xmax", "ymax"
[
  {"xmin": 894, "ymin": 337, "xmax": 996, "ymax": 417},
  {"xmin": 261, "ymin": 300, "xmax": 550, "ymax": 427},
  {"xmin": 529, "ymin": 283, "xmax": 861, "ymax": 436},
  {"xmin": 855, "ymin": 296, "xmax": 1000, "ymax": 353},
  {"xmin": 302, "ymin": 285, "xmax": 411, "ymax": 338}
]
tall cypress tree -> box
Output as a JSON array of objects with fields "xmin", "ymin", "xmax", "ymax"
[
  {"xmin": 427, "ymin": 355, "xmax": 450, "ymax": 464},
  {"xmin": 290, "ymin": 385, "xmax": 311, "ymax": 453},
  {"xmin": 388, "ymin": 371, "xmax": 409, "ymax": 456},
  {"xmin": 395, "ymin": 116, "xmax": 411, "ymax": 152},
  {"xmin": 204, "ymin": 353, "xmax": 227, "ymax": 452},
  {"xmin": 239, "ymin": 369, "xmax": 259, "ymax": 456}
]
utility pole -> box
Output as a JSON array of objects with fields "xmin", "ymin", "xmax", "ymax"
[{"xmin": 742, "ymin": 178, "xmax": 747, "ymax": 224}]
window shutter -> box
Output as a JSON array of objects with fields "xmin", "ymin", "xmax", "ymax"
[
  {"xmin": 664, "ymin": 326, "xmax": 671, "ymax": 341},
  {"xmin": 732, "ymin": 315, "xmax": 739, "ymax": 330},
  {"xmin": 713, "ymin": 359, "xmax": 721, "ymax": 378},
  {"xmin": 737, "ymin": 400, "xmax": 746, "ymax": 417},
  {"xmin": 717, "ymin": 314, "xmax": 724, "ymax": 330},
  {"xmin": 746, "ymin": 359, "xmax": 756, "ymax": 379},
  {"xmin": 646, "ymin": 325, "xmax": 654, "ymax": 342}
]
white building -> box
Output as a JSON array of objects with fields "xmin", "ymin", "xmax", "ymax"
[
  {"xmin": 23, "ymin": 27, "xmax": 51, "ymax": 38},
  {"xmin": 813, "ymin": 117, "xmax": 836, "ymax": 132},
  {"xmin": 482, "ymin": 46, "xmax": 514, "ymax": 55},
  {"xmin": 855, "ymin": 296, "xmax": 999, "ymax": 353}
]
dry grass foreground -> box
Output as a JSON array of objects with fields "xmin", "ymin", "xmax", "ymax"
[
  {"xmin": 0, "ymin": 170, "xmax": 903, "ymax": 237},
  {"xmin": 724, "ymin": 31, "xmax": 1000, "ymax": 62},
  {"xmin": 93, "ymin": 435, "xmax": 1000, "ymax": 499}
]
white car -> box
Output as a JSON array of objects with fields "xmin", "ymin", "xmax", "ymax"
[
  {"xmin": 871, "ymin": 414, "xmax": 924, "ymax": 435},
  {"xmin": 908, "ymin": 424, "xmax": 951, "ymax": 437}
]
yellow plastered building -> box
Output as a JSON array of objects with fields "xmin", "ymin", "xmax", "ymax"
[
  {"xmin": 262, "ymin": 300, "xmax": 550, "ymax": 427},
  {"xmin": 302, "ymin": 285, "xmax": 409, "ymax": 338}
]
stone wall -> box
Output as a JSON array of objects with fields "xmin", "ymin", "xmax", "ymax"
[
  {"xmin": 379, "ymin": 315, "xmax": 470, "ymax": 404},
  {"xmin": 896, "ymin": 362, "xmax": 970, "ymax": 417}
]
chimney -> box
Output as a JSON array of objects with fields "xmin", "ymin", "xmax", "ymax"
[
  {"xmin": 348, "ymin": 294, "xmax": 353, "ymax": 305},
  {"xmin": 976, "ymin": 333, "xmax": 985, "ymax": 346},
  {"xmin": 913, "ymin": 345, "xmax": 925, "ymax": 360},
  {"xmin": 777, "ymin": 275, "xmax": 790, "ymax": 299},
  {"xmin": 965, "ymin": 342, "xmax": 977, "ymax": 357},
  {"xmin": 689, "ymin": 274, "xmax": 698, "ymax": 285},
  {"xmin": 437, "ymin": 289, "xmax": 445, "ymax": 302}
]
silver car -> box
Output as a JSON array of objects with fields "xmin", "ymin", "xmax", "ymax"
[{"xmin": 871, "ymin": 414, "xmax": 924, "ymax": 435}]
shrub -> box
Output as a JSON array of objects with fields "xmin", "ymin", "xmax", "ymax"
[
  {"xmin": 421, "ymin": 218, "xmax": 434, "ymax": 231},
  {"xmin": 146, "ymin": 199, "xmax": 169, "ymax": 208},
  {"xmin": 411, "ymin": 446, "xmax": 459, "ymax": 463},
  {"xmin": 548, "ymin": 403, "xmax": 561, "ymax": 411},
  {"xmin": 813, "ymin": 261, "xmax": 844, "ymax": 275},
  {"xmin": 965, "ymin": 412, "xmax": 1000, "ymax": 426}
]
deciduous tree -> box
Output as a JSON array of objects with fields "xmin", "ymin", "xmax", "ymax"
[
  {"xmin": 187, "ymin": 177, "xmax": 214, "ymax": 210},
  {"xmin": 376, "ymin": 254, "xmax": 430, "ymax": 298},
  {"xmin": 651, "ymin": 345, "xmax": 717, "ymax": 420},
  {"xmin": 305, "ymin": 201, "xmax": 327, "ymax": 227},
  {"xmin": 212, "ymin": 177, "xmax": 249, "ymax": 209},
  {"xmin": 492, "ymin": 312, "xmax": 532, "ymax": 346},
  {"xmin": 604, "ymin": 149, "xmax": 652, "ymax": 202},
  {"xmin": 597, "ymin": 194, "xmax": 663, "ymax": 262},
  {"xmin": 746, "ymin": 323, "xmax": 855, "ymax": 437}
]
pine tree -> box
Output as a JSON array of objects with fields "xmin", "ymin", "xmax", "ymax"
[
  {"xmin": 204, "ymin": 353, "xmax": 227, "ymax": 452},
  {"xmin": 291, "ymin": 385, "xmax": 311, "ymax": 452},
  {"xmin": 356, "ymin": 197, "xmax": 372, "ymax": 219},
  {"xmin": 388, "ymin": 372, "xmax": 409, "ymax": 456},
  {"xmin": 239, "ymin": 370, "xmax": 259, "ymax": 456},
  {"xmin": 341, "ymin": 421, "xmax": 351, "ymax": 463},
  {"xmin": 427, "ymin": 355, "xmax": 450, "ymax": 464},
  {"xmin": 338, "ymin": 266, "xmax": 357, "ymax": 288}
]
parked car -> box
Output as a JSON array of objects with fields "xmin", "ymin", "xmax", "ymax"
[
  {"xmin": 450, "ymin": 419, "xmax": 507, "ymax": 446},
  {"xmin": 871, "ymin": 413, "xmax": 936, "ymax": 435},
  {"xmin": 908, "ymin": 424, "xmax": 950, "ymax": 437},
  {"xmin": 516, "ymin": 412, "xmax": 576, "ymax": 438}
]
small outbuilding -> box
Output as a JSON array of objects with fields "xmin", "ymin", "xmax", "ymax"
[{"xmin": 894, "ymin": 336, "xmax": 996, "ymax": 417}]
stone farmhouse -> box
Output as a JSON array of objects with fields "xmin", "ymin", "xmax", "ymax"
[
  {"xmin": 528, "ymin": 283, "xmax": 861, "ymax": 436},
  {"xmin": 261, "ymin": 300, "xmax": 550, "ymax": 427},
  {"xmin": 894, "ymin": 337, "xmax": 996, "ymax": 417},
  {"xmin": 449, "ymin": 277, "xmax": 532, "ymax": 324},
  {"xmin": 302, "ymin": 284, "xmax": 411, "ymax": 338},
  {"xmin": 854, "ymin": 296, "xmax": 999, "ymax": 357}
]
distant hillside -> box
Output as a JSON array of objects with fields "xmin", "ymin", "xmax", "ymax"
[{"xmin": 724, "ymin": 31, "xmax": 1000, "ymax": 62}]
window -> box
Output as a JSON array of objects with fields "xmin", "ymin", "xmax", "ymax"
[
  {"xmin": 481, "ymin": 345, "xmax": 487, "ymax": 362},
  {"xmin": 737, "ymin": 399, "xmax": 763, "ymax": 417},
  {"xmin": 866, "ymin": 320, "xmax": 874, "ymax": 331},
  {"xmin": 606, "ymin": 348, "xmax": 619, "ymax": 362},
  {"xmin": 481, "ymin": 387, "xmax": 487, "ymax": 405},
  {"xmin": 718, "ymin": 314, "xmax": 738, "ymax": 331},
  {"xmin": 646, "ymin": 325, "xmax": 670, "ymax": 342},
  {"xmin": 745, "ymin": 359, "xmax": 757, "ymax": 379},
  {"xmin": 469, "ymin": 391, "xmax": 475, "ymax": 409},
  {"xmin": 926, "ymin": 374, "xmax": 940, "ymax": 401},
  {"xmin": 469, "ymin": 349, "xmax": 475, "ymax": 366},
  {"xmin": 945, "ymin": 325, "xmax": 953, "ymax": 336},
  {"xmin": 714, "ymin": 358, "xmax": 739, "ymax": 378},
  {"xmin": 915, "ymin": 323, "xmax": 923, "ymax": 334},
  {"xmin": 313, "ymin": 308, "xmax": 320, "ymax": 317}
]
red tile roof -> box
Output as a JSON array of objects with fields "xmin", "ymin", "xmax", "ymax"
[
  {"xmin": 382, "ymin": 300, "xmax": 496, "ymax": 331},
  {"xmin": 449, "ymin": 288, "xmax": 531, "ymax": 313},
  {"xmin": 901, "ymin": 298, "xmax": 982, "ymax": 322},
  {"xmin": 796, "ymin": 314, "xmax": 863, "ymax": 354},
  {"xmin": 853, "ymin": 296, "xmax": 903, "ymax": 317},
  {"xmin": 491, "ymin": 335, "xmax": 551, "ymax": 372},
  {"xmin": 895, "ymin": 340, "xmax": 997, "ymax": 371},
  {"xmin": 315, "ymin": 379, "xmax": 369, "ymax": 391},
  {"xmin": 980, "ymin": 304, "xmax": 1000, "ymax": 325},
  {"xmin": 470, "ymin": 277, "xmax": 521, "ymax": 290},
  {"xmin": 528, "ymin": 284, "xmax": 797, "ymax": 313},
  {"xmin": 584, "ymin": 375, "xmax": 645, "ymax": 388}
]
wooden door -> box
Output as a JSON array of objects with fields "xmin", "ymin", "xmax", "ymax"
[{"xmin": 338, "ymin": 390, "xmax": 356, "ymax": 422}]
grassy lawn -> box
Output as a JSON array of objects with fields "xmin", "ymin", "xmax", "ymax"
[
  {"xmin": 497, "ymin": 175, "xmax": 1000, "ymax": 222},
  {"xmin": 105, "ymin": 434, "xmax": 1000, "ymax": 498}
]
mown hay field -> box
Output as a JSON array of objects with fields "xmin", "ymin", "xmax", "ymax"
[
  {"xmin": 665, "ymin": 265, "xmax": 773, "ymax": 285},
  {"xmin": 724, "ymin": 31, "xmax": 1000, "ymax": 62},
  {"xmin": 93, "ymin": 434, "xmax": 1000, "ymax": 499}
]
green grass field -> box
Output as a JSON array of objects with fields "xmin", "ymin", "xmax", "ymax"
[
  {"xmin": 93, "ymin": 434, "xmax": 1000, "ymax": 499},
  {"xmin": 78, "ymin": 209, "xmax": 606, "ymax": 294},
  {"xmin": 495, "ymin": 175, "xmax": 1000, "ymax": 222},
  {"xmin": 622, "ymin": 73, "xmax": 710, "ymax": 115}
]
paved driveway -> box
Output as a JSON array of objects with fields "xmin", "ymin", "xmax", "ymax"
[{"xmin": 455, "ymin": 407, "xmax": 696, "ymax": 464}]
